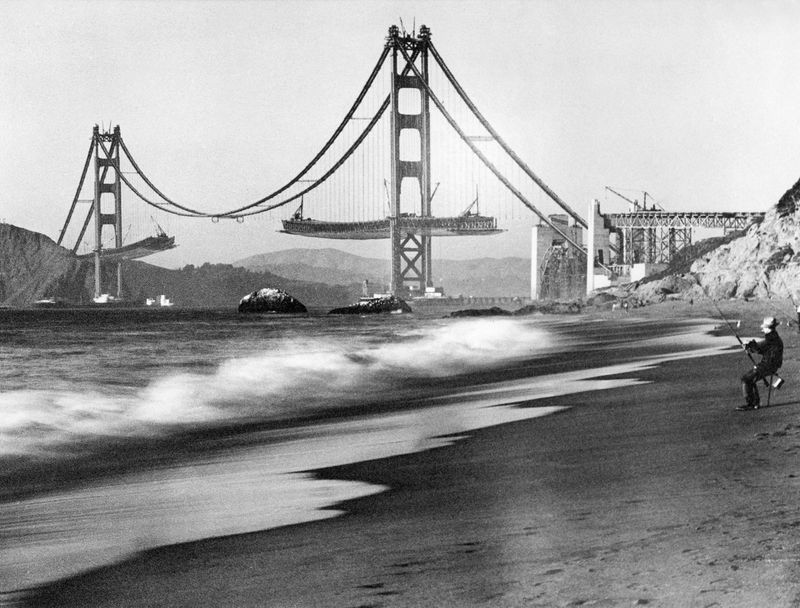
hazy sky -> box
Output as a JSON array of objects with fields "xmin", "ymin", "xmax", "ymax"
[{"xmin": 2, "ymin": 0, "xmax": 799, "ymax": 268}]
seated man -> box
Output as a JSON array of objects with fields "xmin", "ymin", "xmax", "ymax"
[{"xmin": 738, "ymin": 316, "xmax": 783, "ymax": 410}]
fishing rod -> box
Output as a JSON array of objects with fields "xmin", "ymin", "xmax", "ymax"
[
  {"xmin": 711, "ymin": 300, "xmax": 770, "ymax": 387},
  {"xmin": 763, "ymin": 298, "xmax": 795, "ymax": 327},
  {"xmin": 780, "ymin": 276, "xmax": 799, "ymax": 328}
]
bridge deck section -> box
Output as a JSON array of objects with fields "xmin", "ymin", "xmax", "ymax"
[
  {"xmin": 605, "ymin": 211, "xmax": 764, "ymax": 230},
  {"xmin": 281, "ymin": 215, "xmax": 503, "ymax": 240}
]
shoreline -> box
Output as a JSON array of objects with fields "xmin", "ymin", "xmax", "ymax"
[{"xmin": 15, "ymin": 301, "xmax": 800, "ymax": 606}]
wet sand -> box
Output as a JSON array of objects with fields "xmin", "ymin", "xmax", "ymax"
[{"xmin": 23, "ymin": 301, "xmax": 800, "ymax": 607}]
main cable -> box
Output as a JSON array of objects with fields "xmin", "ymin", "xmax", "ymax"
[
  {"xmin": 395, "ymin": 43, "xmax": 586, "ymax": 257},
  {"xmin": 96, "ymin": 139, "xmax": 209, "ymax": 217},
  {"xmin": 108, "ymin": 46, "xmax": 391, "ymax": 219},
  {"xmin": 58, "ymin": 137, "xmax": 96, "ymax": 245},
  {"xmin": 428, "ymin": 41, "xmax": 587, "ymax": 229}
]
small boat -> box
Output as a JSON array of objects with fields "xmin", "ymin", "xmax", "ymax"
[
  {"xmin": 146, "ymin": 295, "xmax": 174, "ymax": 307},
  {"xmin": 33, "ymin": 297, "xmax": 59, "ymax": 306}
]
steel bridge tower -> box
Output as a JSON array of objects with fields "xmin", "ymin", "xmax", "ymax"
[
  {"xmin": 92, "ymin": 125, "xmax": 123, "ymax": 299},
  {"xmin": 58, "ymin": 126, "xmax": 177, "ymax": 302},
  {"xmin": 388, "ymin": 25, "xmax": 433, "ymax": 296}
]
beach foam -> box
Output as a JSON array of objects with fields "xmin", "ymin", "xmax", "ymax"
[{"xmin": 0, "ymin": 318, "xmax": 556, "ymax": 459}]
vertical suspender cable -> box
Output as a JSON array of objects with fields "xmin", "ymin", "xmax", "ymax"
[
  {"xmin": 428, "ymin": 42, "xmax": 587, "ymax": 230},
  {"xmin": 395, "ymin": 44, "xmax": 586, "ymax": 256}
]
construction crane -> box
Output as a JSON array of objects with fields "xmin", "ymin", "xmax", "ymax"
[{"xmin": 605, "ymin": 186, "xmax": 664, "ymax": 212}]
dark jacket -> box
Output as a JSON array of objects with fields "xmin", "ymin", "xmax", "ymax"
[{"xmin": 747, "ymin": 331, "xmax": 783, "ymax": 374}]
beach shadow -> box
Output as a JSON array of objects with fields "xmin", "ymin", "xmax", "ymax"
[{"xmin": 760, "ymin": 399, "xmax": 800, "ymax": 410}]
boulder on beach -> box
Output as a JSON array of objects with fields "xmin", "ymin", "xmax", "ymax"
[
  {"xmin": 514, "ymin": 300, "xmax": 583, "ymax": 315},
  {"xmin": 449, "ymin": 306, "xmax": 512, "ymax": 318},
  {"xmin": 238, "ymin": 288, "xmax": 307, "ymax": 313},
  {"xmin": 328, "ymin": 295, "xmax": 412, "ymax": 315},
  {"xmin": 585, "ymin": 292, "xmax": 617, "ymax": 307}
]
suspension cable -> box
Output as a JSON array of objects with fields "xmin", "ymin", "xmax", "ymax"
[
  {"xmin": 96, "ymin": 139, "xmax": 211, "ymax": 217},
  {"xmin": 58, "ymin": 137, "xmax": 95, "ymax": 245},
  {"xmin": 395, "ymin": 44, "xmax": 586, "ymax": 257},
  {"xmin": 119, "ymin": 140, "xmax": 212, "ymax": 216},
  {"xmin": 223, "ymin": 98, "xmax": 391, "ymax": 217},
  {"xmin": 127, "ymin": 45, "xmax": 391, "ymax": 218},
  {"xmin": 221, "ymin": 48, "xmax": 421, "ymax": 218},
  {"xmin": 428, "ymin": 41, "xmax": 587, "ymax": 229}
]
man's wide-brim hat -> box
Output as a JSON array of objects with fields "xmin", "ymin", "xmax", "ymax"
[{"xmin": 761, "ymin": 316, "xmax": 779, "ymax": 329}]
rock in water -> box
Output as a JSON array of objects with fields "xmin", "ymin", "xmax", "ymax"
[
  {"xmin": 449, "ymin": 306, "xmax": 512, "ymax": 317},
  {"xmin": 328, "ymin": 295, "xmax": 412, "ymax": 315},
  {"xmin": 238, "ymin": 288, "xmax": 307, "ymax": 313}
]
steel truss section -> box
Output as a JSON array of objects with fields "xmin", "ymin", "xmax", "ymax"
[
  {"xmin": 605, "ymin": 211, "xmax": 763, "ymax": 231},
  {"xmin": 400, "ymin": 234, "xmax": 424, "ymax": 285},
  {"xmin": 619, "ymin": 225, "xmax": 694, "ymax": 265},
  {"xmin": 609, "ymin": 210, "xmax": 763, "ymax": 265}
]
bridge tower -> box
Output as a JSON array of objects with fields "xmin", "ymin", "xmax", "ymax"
[
  {"xmin": 387, "ymin": 25, "xmax": 433, "ymax": 296},
  {"xmin": 92, "ymin": 125, "xmax": 123, "ymax": 299}
]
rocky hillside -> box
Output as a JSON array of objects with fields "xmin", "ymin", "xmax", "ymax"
[
  {"xmin": 611, "ymin": 177, "xmax": 800, "ymax": 304},
  {"xmin": 0, "ymin": 224, "xmax": 93, "ymax": 306},
  {"xmin": 0, "ymin": 224, "xmax": 357, "ymax": 307}
]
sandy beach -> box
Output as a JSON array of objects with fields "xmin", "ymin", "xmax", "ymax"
[{"xmin": 19, "ymin": 301, "xmax": 800, "ymax": 607}]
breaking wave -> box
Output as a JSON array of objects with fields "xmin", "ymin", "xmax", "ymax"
[{"xmin": 0, "ymin": 318, "xmax": 554, "ymax": 459}]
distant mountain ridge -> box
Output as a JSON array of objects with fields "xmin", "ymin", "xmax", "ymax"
[
  {"xmin": 234, "ymin": 248, "xmax": 532, "ymax": 297},
  {"xmin": 0, "ymin": 225, "xmax": 357, "ymax": 307}
]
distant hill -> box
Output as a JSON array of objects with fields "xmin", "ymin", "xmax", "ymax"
[
  {"xmin": 0, "ymin": 225, "xmax": 357, "ymax": 308},
  {"xmin": 121, "ymin": 261, "xmax": 357, "ymax": 308},
  {"xmin": 236, "ymin": 248, "xmax": 392, "ymax": 289},
  {"xmin": 235, "ymin": 248, "xmax": 532, "ymax": 297}
]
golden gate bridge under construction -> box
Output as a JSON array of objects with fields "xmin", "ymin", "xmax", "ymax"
[{"xmin": 56, "ymin": 25, "xmax": 764, "ymax": 303}]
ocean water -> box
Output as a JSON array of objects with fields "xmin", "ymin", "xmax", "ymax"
[
  {"xmin": 0, "ymin": 308, "xmax": 560, "ymax": 465},
  {"xmin": 0, "ymin": 308, "xmax": 732, "ymax": 597}
]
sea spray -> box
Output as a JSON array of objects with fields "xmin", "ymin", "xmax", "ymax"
[{"xmin": 0, "ymin": 317, "xmax": 554, "ymax": 459}]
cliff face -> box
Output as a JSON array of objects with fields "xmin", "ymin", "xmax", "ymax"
[
  {"xmin": 625, "ymin": 177, "xmax": 800, "ymax": 303},
  {"xmin": 692, "ymin": 205, "xmax": 799, "ymax": 300},
  {"xmin": 0, "ymin": 224, "xmax": 92, "ymax": 306}
]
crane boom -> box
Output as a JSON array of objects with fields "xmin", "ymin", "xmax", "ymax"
[{"xmin": 605, "ymin": 185, "xmax": 639, "ymax": 209}]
